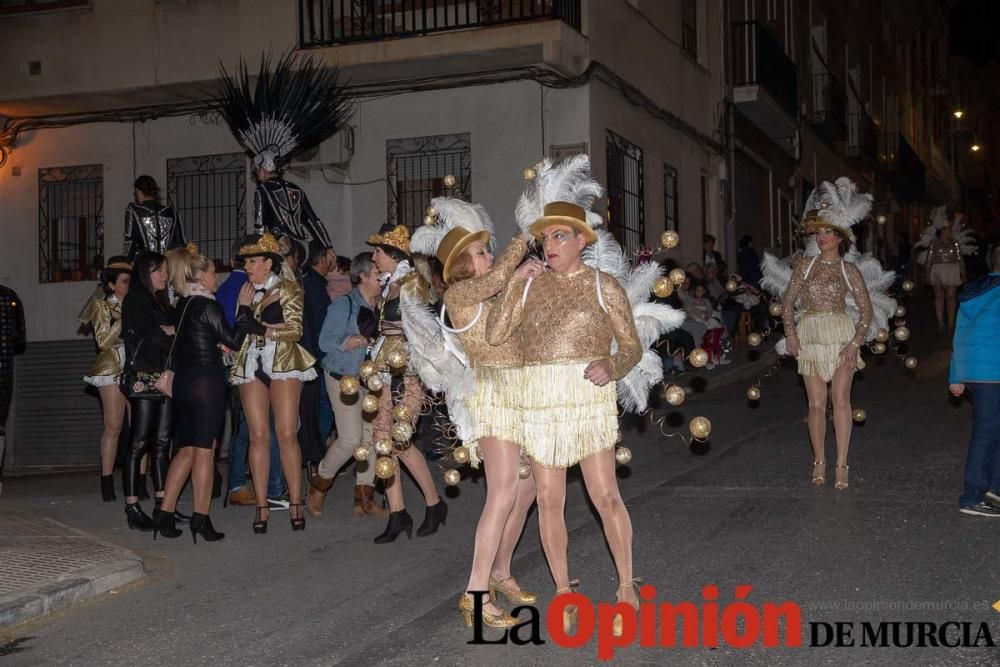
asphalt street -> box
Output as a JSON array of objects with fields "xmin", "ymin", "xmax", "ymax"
[{"xmin": 1, "ymin": 300, "xmax": 998, "ymax": 666}]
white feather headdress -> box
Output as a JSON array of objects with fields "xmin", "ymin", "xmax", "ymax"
[
  {"xmin": 410, "ymin": 197, "xmax": 496, "ymax": 258},
  {"xmin": 515, "ymin": 155, "xmax": 605, "ymax": 237},
  {"xmin": 802, "ymin": 177, "xmax": 873, "ymax": 240},
  {"xmin": 913, "ymin": 205, "xmax": 978, "ymax": 264}
]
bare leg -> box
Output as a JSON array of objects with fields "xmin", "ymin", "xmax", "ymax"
[
  {"xmin": 934, "ymin": 284, "xmax": 946, "ymax": 330},
  {"xmin": 945, "ymin": 286, "xmax": 957, "ymax": 330},
  {"xmin": 191, "ymin": 446, "xmax": 216, "ymax": 514},
  {"xmin": 532, "ymin": 463, "xmax": 570, "ymax": 592},
  {"xmin": 159, "ymin": 447, "xmax": 194, "ymax": 513},
  {"xmin": 803, "ymin": 374, "xmax": 829, "ymax": 473},
  {"xmin": 270, "ymin": 379, "xmax": 304, "ymax": 520},
  {"xmin": 580, "ymin": 448, "xmax": 635, "ymax": 605},
  {"xmin": 240, "ymin": 381, "xmax": 272, "ymax": 519},
  {"xmin": 490, "ymin": 467, "xmax": 536, "ymax": 585},
  {"xmin": 396, "ymin": 445, "xmax": 440, "ymax": 507},
  {"xmin": 98, "ymin": 385, "xmax": 126, "ymax": 475},
  {"xmin": 465, "ymin": 437, "xmax": 521, "ymax": 614},
  {"xmin": 830, "ymin": 365, "xmax": 855, "ymax": 489}
]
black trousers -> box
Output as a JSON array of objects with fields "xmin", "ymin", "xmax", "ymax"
[
  {"xmin": 297, "ymin": 377, "xmax": 325, "ymax": 463},
  {"xmin": 123, "ymin": 396, "xmax": 174, "ymax": 498}
]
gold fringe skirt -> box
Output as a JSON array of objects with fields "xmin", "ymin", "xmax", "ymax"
[
  {"xmin": 467, "ymin": 366, "xmax": 524, "ymax": 446},
  {"xmin": 797, "ymin": 312, "xmax": 864, "ymax": 383},
  {"xmin": 518, "ymin": 362, "xmax": 619, "ymax": 469}
]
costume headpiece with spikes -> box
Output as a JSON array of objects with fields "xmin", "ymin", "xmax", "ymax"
[
  {"xmin": 411, "ymin": 198, "xmax": 495, "ymax": 283},
  {"xmin": 215, "ymin": 53, "xmax": 352, "ymax": 172},
  {"xmin": 800, "ymin": 176, "xmax": 873, "ymax": 242}
]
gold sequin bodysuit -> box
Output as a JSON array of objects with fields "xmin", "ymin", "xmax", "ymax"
[
  {"xmin": 927, "ymin": 239, "xmax": 962, "ymax": 266},
  {"xmin": 782, "ymin": 257, "xmax": 874, "ymax": 346}
]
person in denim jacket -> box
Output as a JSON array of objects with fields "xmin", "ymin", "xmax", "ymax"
[{"xmin": 306, "ymin": 253, "xmax": 387, "ymax": 518}]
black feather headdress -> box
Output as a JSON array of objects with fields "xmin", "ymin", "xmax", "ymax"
[{"xmin": 215, "ymin": 52, "xmax": 352, "ymax": 171}]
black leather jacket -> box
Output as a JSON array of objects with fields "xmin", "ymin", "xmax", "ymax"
[
  {"xmin": 122, "ymin": 287, "xmax": 175, "ymax": 374},
  {"xmin": 169, "ymin": 296, "xmax": 262, "ymax": 370}
]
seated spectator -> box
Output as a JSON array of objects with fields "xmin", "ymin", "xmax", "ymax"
[{"xmin": 683, "ymin": 280, "xmax": 731, "ymax": 369}]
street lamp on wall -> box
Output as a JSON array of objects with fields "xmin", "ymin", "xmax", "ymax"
[{"xmin": 953, "ymin": 109, "xmax": 965, "ymax": 119}]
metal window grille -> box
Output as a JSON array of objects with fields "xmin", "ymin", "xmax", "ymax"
[
  {"xmin": 606, "ymin": 130, "xmax": 645, "ymax": 255},
  {"xmin": 681, "ymin": 0, "xmax": 698, "ymax": 59},
  {"xmin": 663, "ymin": 164, "xmax": 679, "ymax": 231},
  {"xmin": 38, "ymin": 164, "xmax": 103, "ymax": 284},
  {"xmin": 166, "ymin": 153, "xmax": 247, "ymax": 270},
  {"xmin": 386, "ymin": 133, "xmax": 471, "ymax": 232}
]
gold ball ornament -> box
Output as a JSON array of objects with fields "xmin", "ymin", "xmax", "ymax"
[
  {"xmin": 688, "ymin": 348, "xmax": 709, "ymax": 368},
  {"xmin": 443, "ymin": 174, "xmax": 457, "ymax": 188},
  {"xmin": 725, "ymin": 279, "xmax": 740, "ymax": 293},
  {"xmin": 387, "ymin": 348, "xmax": 408, "ymax": 370},
  {"xmin": 875, "ymin": 328, "xmax": 890, "ymax": 343},
  {"xmin": 660, "ymin": 230, "xmax": 680, "ymax": 249},
  {"xmin": 871, "ymin": 342, "xmax": 887, "ymax": 354},
  {"xmin": 876, "ymin": 214, "xmax": 887, "ymax": 225},
  {"xmin": 353, "ymin": 445, "xmax": 370, "ymax": 462},
  {"xmin": 423, "ymin": 215, "xmax": 436, "ymax": 226},
  {"xmin": 652, "ymin": 276, "xmax": 674, "ymax": 298},
  {"xmin": 747, "ymin": 332, "xmax": 763, "ymax": 347},
  {"xmin": 746, "ymin": 386, "xmax": 761, "ymax": 401},
  {"xmin": 893, "ymin": 326, "xmax": 911, "ymax": 342},
  {"xmin": 614, "ymin": 447, "xmax": 633, "ymax": 465},
  {"xmin": 664, "ymin": 384, "xmax": 686, "ymax": 406},
  {"xmin": 443, "ymin": 469, "xmax": 461, "ymax": 486},
  {"xmin": 366, "ymin": 374, "xmax": 384, "ymax": 392},
  {"xmin": 374, "ymin": 456, "xmax": 396, "ymax": 480},
  {"xmin": 374, "ymin": 439, "xmax": 393, "ymax": 456},
  {"xmin": 361, "ymin": 394, "xmax": 380, "ymax": 414},
  {"xmin": 452, "ymin": 446, "xmax": 471, "ymax": 465},
  {"xmin": 522, "ymin": 167, "xmax": 537, "ymax": 181},
  {"xmin": 359, "ymin": 360, "xmax": 377, "ymax": 379},
  {"xmin": 768, "ymin": 302, "xmax": 783, "ymax": 317},
  {"xmin": 518, "ymin": 462, "xmax": 532, "ymax": 479},
  {"xmin": 689, "ymin": 416, "xmax": 712, "ymax": 441},
  {"xmin": 902, "ymin": 280, "xmax": 914, "ymax": 292},
  {"xmin": 669, "ymin": 268, "xmax": 687, "ymax": 285},
  {"xmin": 852, "ymin": 408, "xmax": 867, "ymax": 423},
  {"xmin": 391, "ymin": 421, "xmax": 414, "ymax": 443},
  {"xmin": 904, "ymin": 356, "xmax": 918, "ymax": 369},
  {"xmin": 339, "ymin": 375, "xmax": 360, "ymax": 396},
  {"xmin": 426, "ymin": 206, "xmax": 437, "ymax": 217},
  {"xmin": 894, "ymin": 305, "xmax": 907, "ymax": 318},
  {"xmin": 391, "ymin": 403, "xmax": 413, "ymax": 424}
]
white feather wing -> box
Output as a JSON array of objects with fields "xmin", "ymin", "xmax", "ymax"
[{"xmin": 760, "ymin": 252, "xmax": 793, "ymax": 298}]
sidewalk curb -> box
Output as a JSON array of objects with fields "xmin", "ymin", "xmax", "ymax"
[{"xmin": 0, "ymin": 540, "xmax": 145, "ymax": 631}]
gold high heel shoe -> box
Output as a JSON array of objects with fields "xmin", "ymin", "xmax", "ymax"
[
  {"xmin": 489, "ymin": 576, "xmax": 539, "ymax": 605},
  {"xmin": 811, "ymin": 460, "xmax": 826, "ymax": 486},
  {"xmin": 834, "ymin": 465, "xmax": 849, "ymax": 490},
  {"xmin": 612, "ymin": 579, "xmax": 642, "ymax": 638},
  {"xmin": 554, "ymin": 580, "xmax": 580, "ymax": 633},
  {"xmin": 458, "ymin": 594, "xmax": 517, "ymax": 628}
]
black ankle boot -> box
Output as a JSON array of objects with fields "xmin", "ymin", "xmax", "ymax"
[
  {"xmin": 101, "ymin": 475, "xmax": 116, "ymax": 502},
  {"xmin": 125, "ymin": 503, "xmax": 154, "ymax": 532},
  {"xmin": 156, "ymin": 498, "xmax": 190, "ymax": 523},
  {"xmin": 137, "ymin": 474, "xmax": 150, "ymax": 501},
  {"xmin": 189, "ymin": 512, "xmax": 225, "ymax": 544},
  {"xmin": 416, "ymin": 500, "xmax": 448, "ymax": 537},
  {"xmin": 374, "ymin": 509, "xmax": 413, "ymax": 544},
  {"xmin": 152, "ymin": 508, "xmax": 182, "ymax": 540}
]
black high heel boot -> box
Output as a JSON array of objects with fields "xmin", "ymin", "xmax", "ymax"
[
  {"xmin": 374, "ymin": 510, "xmax": 413, "ymax": 544},
  {"xmin": 152, "ymin": 508, "xmax": 182, "ymax": 540},
  {"xmin": 416, "ymin": 500, "xmax": 448, "ymax": 537},
  {"xmin": 125, "ymin": 503, "xmax": 154, "ymax": 532},
  {"xmin": 189, "ymin": 513, "xmax": 225, "ymax": 544},
  {"xmin": 101, "ymin": 475, "xmax": 116, "ymax": 502},
  {"xmin": 155, "ymin": 497, "xmax": 190, "ymax": 524}
]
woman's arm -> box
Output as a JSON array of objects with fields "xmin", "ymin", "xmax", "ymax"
[
  {"xmin": 93, "ymin": 301, "xmax": 121, "ymax": 351},
  {"xmin": 445, "ymin": 237, "xmax": 528, "ymax": 309},
  {"xmin": 484, "ymin": 273, "xmax": 528, "ymax": 346},
  {"xmin": 845, "ymin": 262, "xmax": 873, "ymax": 346},
  {"xmin": 267, "ymin": 281, "xmax": 305, "ymax": 343}
]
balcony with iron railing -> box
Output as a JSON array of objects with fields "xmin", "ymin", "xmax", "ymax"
[
  {"xmin": 847, "ymin": 111, "xmax": 878, "ymax": 167},
  {"xmin": 730, "ymin": 21, "xmax": 798, "ymax": 146},
  {"xmin": 811, "ymin": 72, "xmax": 848, "ymax": 142},
  {"xmin": 299, "ymin": 0, "xmax": 581, "ymax": 47}
]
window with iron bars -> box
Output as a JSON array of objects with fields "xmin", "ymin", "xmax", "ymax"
[
  {"xmin": 664, "ymin": 164, "xmax": 679, "ymax": 231},
  {"xmin": 606, "ymin": 130, "xmax": 645, "ymax": 255},
  {"xmin": 167, "ymin": 153, "xmax": 247, "ymax": 270},
  {"xmin": 386, "ymin": 133, "xmax": 471, "ymax": 232},
  {"xmin": 38, "ymin": 164, "xmax": 104, "ymax": 283}
]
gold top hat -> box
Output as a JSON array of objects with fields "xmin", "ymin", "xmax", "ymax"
[
  {"xmin": 236, "ymin": 232, "xmax": 282, "ymax": 259},
  {"xmin": 800, "ymin": 209, "xmax": 854, "ymax": 240},
  {"xmin": 436, "ymin": 226, "xmax": 490, "ymax": 283},
  {"xmin": 366, "ymin": 224, "xmax": 411, "ymax": 255},
  {"xmin": 527, "ymin": 202, "xmax": 597, "ymax": 244},
  {"xmin": 105, "ymin": 260, "xmax": 132, "ymax": 270}
]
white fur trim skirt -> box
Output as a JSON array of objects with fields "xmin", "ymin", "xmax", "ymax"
[{"xmin": 230, "ymin": 340, "xmax": 317, "ymax": 386}]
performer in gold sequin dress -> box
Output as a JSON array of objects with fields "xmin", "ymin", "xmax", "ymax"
[
  {"xmin": 925, "ymin": 221, "xmax": 966, "ymax": 332},
  {"xmin": 781, "ymin": 180, "xmax": 875, "ymax": 491}
]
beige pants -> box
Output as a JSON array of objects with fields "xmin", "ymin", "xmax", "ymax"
[{"xmin": 318, "ymin": 373, "xmax": 376, "ymax": 485}]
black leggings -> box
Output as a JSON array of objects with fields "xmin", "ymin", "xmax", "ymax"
[
  {"xmin": 297, "ymin": 377, "xmax": 325, "ymax": 463},
  {"xmin": 123, "ymin": 396, "xmax": 174, "ymax": 498}
]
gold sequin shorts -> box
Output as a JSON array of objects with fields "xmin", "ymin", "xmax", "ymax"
[{"xmin": 797, "ymin": 312, "xmax": 864, "ymax": 383}]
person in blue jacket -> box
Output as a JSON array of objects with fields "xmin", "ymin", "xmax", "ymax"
[{"xmin": 949, "ymin": 272, "xmax": 1000, "ymax": 516}]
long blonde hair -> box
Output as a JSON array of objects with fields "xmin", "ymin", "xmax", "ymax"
[{"xmin": 166, "ymin": 245, "xmax": 212, "ymax": 295}]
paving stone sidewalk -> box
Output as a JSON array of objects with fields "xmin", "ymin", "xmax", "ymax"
[{"xmin": 0, "ymin": 509, "xmax": 144, "ymax": 629}]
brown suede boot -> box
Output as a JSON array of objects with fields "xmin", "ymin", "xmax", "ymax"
[
  {"xmin": 306, "ymin": 474, "xmax": 334, "ymax": 518},
  {"xmin": 354, "ymin": 484, "xmax": 388, "ymax": 518}
]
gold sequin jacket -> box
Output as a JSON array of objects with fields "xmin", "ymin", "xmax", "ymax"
[
  {"xmin": 230, "ymin": 278, "xmax": 316, "ymax": 381},
  {"xmin": 443, "ymin": 237, "xmax": 528, "ymax": 369},
  {"xmin": 86, "ymin": 297, "xmax": 124, "ymax": 378},
  {"xmin": 487, "ymin": 266, "xmax": 642, "ymax": 380},
  {"xmin": 782, "ymin": 257, "xmax": 874, "ymax": 346}
]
